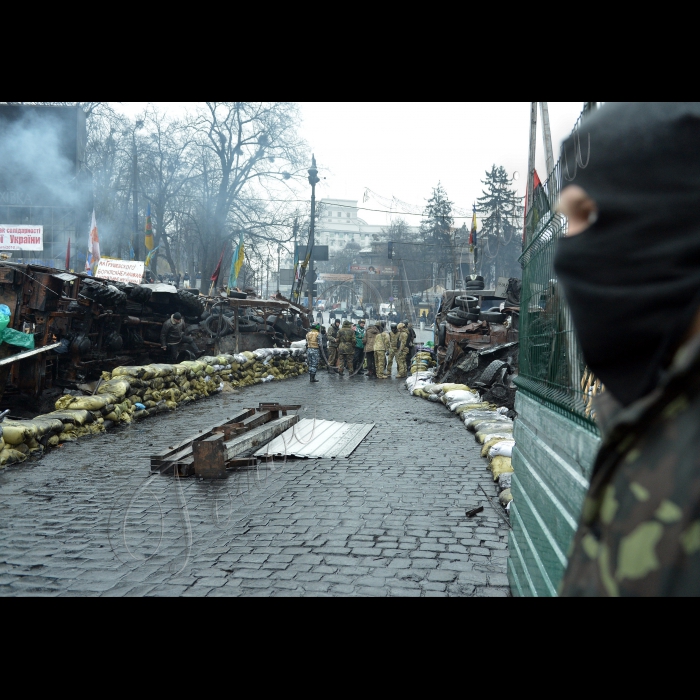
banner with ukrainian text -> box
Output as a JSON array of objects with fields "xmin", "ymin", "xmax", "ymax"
[{"xmin": 0, "ymin": 224, "xmax": 43, "ymax": 251}]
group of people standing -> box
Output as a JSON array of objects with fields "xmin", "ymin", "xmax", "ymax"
[{"xmin": 305, "ymin": 319, "xmax": 415, "ymax": 382}]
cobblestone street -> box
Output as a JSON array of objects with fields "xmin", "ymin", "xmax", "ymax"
[{"xmin": 0, "ymin": 368, "xmax": 510, "ymax": 597}]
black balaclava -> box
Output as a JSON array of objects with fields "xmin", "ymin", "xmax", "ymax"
[{"xmin": 553, "ymin": 102, "xmax": 700, "ymax": 407}]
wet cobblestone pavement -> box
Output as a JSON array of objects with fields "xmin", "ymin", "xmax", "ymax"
[{"xmin": 0, "ymin": 368, "xmax": 510, "ymax": 596}]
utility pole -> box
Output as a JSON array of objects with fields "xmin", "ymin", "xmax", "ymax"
[
  {"xmin": 539, "ymin": 102, "xmax": 555, "ymax": 179},
  {"xmin": 525, "ymin": 102, "xmax": 538, "ymax": 247},
  {"xmin": 306, "ymin": 155, "xmax": 320, "ymax": 315}
]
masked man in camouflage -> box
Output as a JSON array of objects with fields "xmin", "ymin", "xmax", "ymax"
[
  {"xmin": 555, "ymin": 103, "xmax": 700, "ymax": 596},
  {"xmin": 336, "ymin": 320, "xmax": 356, "ymax": 376}
]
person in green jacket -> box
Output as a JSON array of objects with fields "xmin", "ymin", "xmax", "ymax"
[{"xmin": 353, "ymin": 319, "xmax": 366, "ymax": 374}]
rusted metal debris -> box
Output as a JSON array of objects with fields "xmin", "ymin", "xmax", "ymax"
[
  {"xmin": 0, "ymin": 262, "xmax": 312, "ymax": 410},
  {"xmin": 150, "ymin": 403, "xmax": 301, "ymax": 479}
]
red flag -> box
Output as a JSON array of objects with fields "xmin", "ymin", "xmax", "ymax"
[
  {"xmin": 210, "ymin": 245, "xmax": 226, "ymax": 283},
  {"xmin": 523, "ymin": 170, "xmax": 543, "ymax": 245},
  {"xmin": 65, "ymin": 237, "xmax": 71, "ymax": 270}
]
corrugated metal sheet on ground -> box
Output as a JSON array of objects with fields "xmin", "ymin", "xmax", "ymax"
[{"xmin": 254, "ymin": 419, "xmax": 374, "ymax": 459}]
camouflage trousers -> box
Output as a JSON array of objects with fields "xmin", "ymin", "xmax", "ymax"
[
  {"xmin": 375, "ymin": 350, "xmax": 387, "ymax": 378},
  {"xmin": 328, "ymin": 346, "xmax": 338, "ymax": 368},
  {"xmin": 337, "ymin": 353, "xmax": 354, "ymax": 375},
  {"xmin": 396, "ymin": 350, "xmax": 409, "ymax": 377},
  {"xmin": 307, "ymin": 348, "xmax": 320, "ymax": 374}
]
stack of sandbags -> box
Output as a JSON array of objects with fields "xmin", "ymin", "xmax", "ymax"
[
  {"xmin": 0, "ymin": 347, "xmax": 309, "ymax": 469},
  {"xmin": 410, "ymin": 351, "xmax": 436, "ymax": 375},
  {"xmin": 0, "ymin": 416, "xmax": 66, "ymax": 465}
]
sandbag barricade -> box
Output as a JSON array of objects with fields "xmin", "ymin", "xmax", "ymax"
[
  {"xmin": 405, "ymin": 376, "xmax": 517, "ymax": 511},
  {"xmin": 0, "ymin": 348, "xmax": 308, "ymax": 467}
]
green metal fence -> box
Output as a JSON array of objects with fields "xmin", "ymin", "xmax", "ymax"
[{"xmin": 515, "ymin": 126, "xmax": 599, "ymax": 433}]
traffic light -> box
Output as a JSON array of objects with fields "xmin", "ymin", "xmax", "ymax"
[
  {"xmin": 306, "ymin": 284, "xmax": 318, "ymax": 296},
  {"xmin": 388, "ymin": 242, "xmax": 394, "ymax": 260}
]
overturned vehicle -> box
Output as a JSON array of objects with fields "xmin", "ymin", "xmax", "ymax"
[
  {"xmin": 0, "ymin": 263, "xmax": 310, "ymax": 412},
  {"xmin": 432, "ymin": 277, "xmax": 521, "ymax": 410}
]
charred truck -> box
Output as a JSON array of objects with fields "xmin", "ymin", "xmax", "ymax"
[{"xmin": 433, "ymin": 276, "xmax": 522, "ymax": 409}]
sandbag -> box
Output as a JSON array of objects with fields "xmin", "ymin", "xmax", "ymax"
[
  {"xmin": 466, "ymin": 417, "xmax": 510, "ymax": 432},
  {"xmin": 64, "ymin": 394, "xmax": 116, "ymax": 411},
  {"xmin": 0, "ymin": 447, "xmax": 27, "ymax": 465},
  {"xmin": 489, "ymin": 441, "xmax": 515, "ymax": 459},
  {"xmin": 498, "ymin": 472, "xmax": 512, "ymax": 490},
  {"xmin": 442, "ymin": 390, "xmax": 480, "ymax": 408},
  {"xmin": 477, "ymin": 430, "xmax": 513, "ymax": 444},
  {"xmin": 45, "ymin": 409, "xmax": 92, "ymax": 426},
  {"xmin": 97, "ymin": 378, "xmax": 131, "ymax": 399},
  {"xmin": 439, "ymin": 384, "xmax": 471, "ymax": 394},
  {"xmin": 499, "ymin": 488, "xmax": 513, "ymax": 505},
  {"xmin": 490, "ymin": 456, "xmax": 514, "ymax": 480},
  {"xmin": 112, "ymin": 366, "xmax": 145, "ymax": 379}
]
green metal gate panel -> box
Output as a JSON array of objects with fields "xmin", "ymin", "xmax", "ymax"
[{"xmin": 508, "ymin": 390, "xmax": 600, "ymax": 596}]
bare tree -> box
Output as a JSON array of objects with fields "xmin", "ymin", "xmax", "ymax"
[{"xmin": 188, "ymin": 102, "xmax": 308, "ymax": 283}]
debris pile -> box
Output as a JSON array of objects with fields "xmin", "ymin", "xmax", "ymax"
[
  {"xmin": 0, "ymin": 348, "xmax": 307, "ymax": 467},
  {"xmin": 406, "ymin": 372, "xmax": 515, "ymax": 510}
]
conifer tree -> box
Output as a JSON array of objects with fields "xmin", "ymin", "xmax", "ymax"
[{"xmin": 476, "ymin": 165, "xmax": 523, "ymax": 287}]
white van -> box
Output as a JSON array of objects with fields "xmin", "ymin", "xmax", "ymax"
[{"xmin": 379, "ymin": 303, "xmax": 395, "ymax": 316}]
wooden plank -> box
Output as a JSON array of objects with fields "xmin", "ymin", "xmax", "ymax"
[
  {"xmin": 150, "ymin": 407, "xmax": 256, "ymax": 473},
  {"xmin": 193, "ymin": 433, "xmax": 227, "ymax": 479},
  {"xmin": 224, "ymin": 415, "xmax": 299, "ymax": 460}
]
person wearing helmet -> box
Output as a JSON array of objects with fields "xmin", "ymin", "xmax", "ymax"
[
  {"xmin": 306, "ymin": 323, "xmax": 321, "ymax": 382},
  {"xmin": 396, "ymin": 323, "xmax": 409, "ymax": 378},
  {"xmin": 404, "ymin": 319, "xmax": 417, "ymax": 363}
]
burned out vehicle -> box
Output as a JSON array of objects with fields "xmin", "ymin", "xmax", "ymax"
[
  {"xmin": 0, "ymin": 263, "xmax": 309, "ymax": 411},
  {"xmin": 433, "ymin": 278, "xmax": 521, "ymax": 409}
]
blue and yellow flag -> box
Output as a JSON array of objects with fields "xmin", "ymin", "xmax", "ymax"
[
  {"xmin": 145, "ymin": 245, "xmax": 160, "ymax": 268},
  {"xmin": 228, "ymin": 232, "xmax": 245, "ymax": 289}
]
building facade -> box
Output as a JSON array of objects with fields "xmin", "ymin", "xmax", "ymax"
[{"xmin": 316, "ymin": 198, "xmax": 418, "ymax": 254}]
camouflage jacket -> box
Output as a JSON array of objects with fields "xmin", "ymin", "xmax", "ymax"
[
  {"xmin": 327, "ymin": 324, "xmax": 340, "ymax": 347},
  {"xmin": 338, "ymin": 327, "xmax": 356, "ymax": 354},
  {"xmin": 559, "ymin": 333, "xmax": 700, "ymax": 596},
  {"xmin": 389, "ymin": 331, "xmax": 400, "ymax": 350}
]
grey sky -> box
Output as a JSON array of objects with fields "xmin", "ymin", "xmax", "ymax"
[{"xmin": 113, "ymin": 102, "xmax": 584, "ymax": 226}]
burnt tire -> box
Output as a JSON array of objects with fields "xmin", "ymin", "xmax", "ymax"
[
  {"xmin": 237, "ymin": 320, "xmax": 258, "ymax": 333},
  {"xmin": 176, "ymin": 289, "xmax": 205, "ymax": 318},
  {"xmin": 446, "ymin": 311, "xmax": 469, "ymax": 326},
  {"xmin": 480, "ymin": 360, "xmax": 508, "ymax": 386},
  {"xmin": 480, "ymin": 311, "xmax": 506, "ymax": 323},
  {"xmin": 205, "ymin": 314, "xmax": 232, "ymax": 336},
  {"xmin": 455, "ymin": 295, "xmax": 479, "ymax": 310},
  {"xmin": 81, "ymin": 279, "xmax": 121, "ymax": 307},
  {"xmin": 438, "ymin": 322, "xmax": 446, "ymax": 348}
]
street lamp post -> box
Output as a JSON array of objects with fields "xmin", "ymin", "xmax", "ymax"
[{"xmin": 307, "ymin": 155, "xmax": 320, "ymax": 314}]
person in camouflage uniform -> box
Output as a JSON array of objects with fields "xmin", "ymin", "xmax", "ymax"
[
  {"xmin": 396, "ymin": 323, "xmax": 409, "ymax": 378},
  {"xmin": 327, "ymin": 318, "xmax": 341, "ymax": 373},
  {"xmin": 373, "ymin": 322, "xmax": 389, "ymax": 379},
  {"xmin": 336, "ymin": 320, "xmax": 356, "ymax": 376},
  {"xmin": 559, "ymin": 333, "xmax": 700, "ymax": 595},
  {"xmin": 386, "ymin": 323, "xmax": 400, "ymax": 378},
  {"xmin": 553, "ymin": 103, "xmax": 700, "ymax": 596},
  {"xmin": 305, "ymin": 323, "xmax": 321, "ymax": 382}
]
